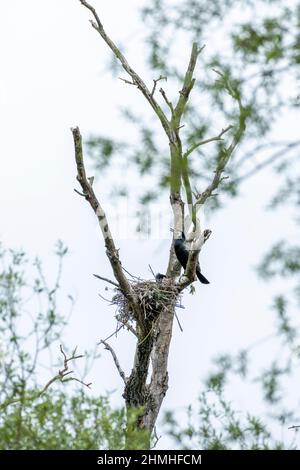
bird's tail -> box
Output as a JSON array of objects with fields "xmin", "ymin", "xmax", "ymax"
[{"xmin": 196, "ymin": 269, "xmax": 210, "ymax": 284}]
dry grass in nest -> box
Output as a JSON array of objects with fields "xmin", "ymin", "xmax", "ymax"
[{"xmin": 113, "ymin": 279, "xmax": 180, "ymax": 327}]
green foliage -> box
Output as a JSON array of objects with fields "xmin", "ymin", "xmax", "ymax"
[
  {"xmin": 0, "ymin": 391, "xmax": 125, "ymax": 450},
  {"xmin": 125, "ymin": 407, "xmax": 152, "ymax": 450},
  {"xmin": 272, "ymin": 295, "xmax": 297, "ymax": 343},
  {"xmin": 0, "ymin": 244, "xmax": 158, "ymax": 450},
  {"xmin": 164, "ymin": 390, "xmax": 286, "ymax": 450},
  {"xmin": 132, "ymin": 128, "xmax": 158, "ymax": 175},
  {"xmin": 0, "ymin": 244, "xmax": 105, "ymax": 449},
  {"xmin": 0, "ymin": 243, "xmax": 67, "ymax": 404},
  {"xmin": 85, "ymin": 136, "xmax": 126, "ymax": 171},
  {"xmin": 259, "ymin": 362, "xmax": 289, "ymax": 404},
  {"xmin": 258, "ymin": 241, "xmax": 300, "ymax": 279},
  {"xmin": 270, "ymin": 175, "xmax": 300, "ymax": 209},
  {"xmin": 232, "ymin": 17, "xmax": 287, "ymax": 62}
]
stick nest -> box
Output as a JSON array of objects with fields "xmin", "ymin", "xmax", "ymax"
[{"xmin": 113, "ymin": 279, "xmax": 180, "ymax": 327}]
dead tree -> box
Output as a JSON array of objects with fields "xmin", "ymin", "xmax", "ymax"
[{"xmin": 72, "ymin": 0, "xmax": 246, "ymax": 449}]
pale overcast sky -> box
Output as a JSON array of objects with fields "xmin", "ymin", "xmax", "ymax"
[{"xmin": 0, "ymin": 0, "xmax": 299, "ymax": 449}]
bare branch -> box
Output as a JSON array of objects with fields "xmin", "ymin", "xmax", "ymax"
[
  {"xmin": 79, "ymin": 0, "xmax": 170, "ymax": 139},
  {"xmin": 98, "ymin": 292, "xmax": 114, "ymax": 303},
  {"xmin": 181, "ymin": 156, "xmax": 194, "ymax": 219},
  {"xmin": 100, "ymin": 325, "xmax": 124, "ymax": 343},
  {"xmin": 99, "ymin": 320, "xmax": 137, "ymax": 342},
  {"xmin": 148, "ymin": 264, "xmax": 156, "ymax": 279},
  {"xmin": 151, "ymin": 75, "xmax": 167, "ymax": 96},
  {"xmin": 182, "ymin": 130, "xmax": 231, "ymax": 227},
  {"xmin": 100, "ymin": 340, "xmax": 127, "ymax": 384},
  {"xmin": 195, "ymin": 155, "xmax": 231, "ymax": 206},
  {"xmin": 119, "ymin": 77, "xmax": 136, "ymax": 86},
  {"xmin": 195, "ymin": 72, "xmax": 247, "ymax": 207},
  {"xmin": 159, "ymin": 87, "xmax": 174, "ymax": 114},
  {"xmin": 122, "ymin": 322, "xmax": 138, "ymax": 338},
  {"xmin": 74, "ymin": 188, "xmax": 87, "ymax": 197},
  {"xmin": 121, "ymin": 265, "xmax": 142, "ymax": 281},
  {"xmin": 167, "ymin": 43, "xmax": 204, "ymax": 234},
  {"xmin": 93, "ymin": 273, "xmax": 119, "ymax": 288},
  {"xmin": 150, "ymin": 426, "xmax": 162, "ymax": 449},
  {"xmin": 71, "ymin": 126, "xmax": 146, "ymax": 334},
  {"xmin": 62, "ymin": 377, "xmax": 92, "ymax": 388},
  {"xmin": 174, "ymin": 312, "xmax": 183, "ymax": 332},
  {"xmin": 172, "ymin": 43, "xmax": 204, "ymax": 128},
  {"xmin": 203, "ymin": 228, "xmax": 212, "ymax": 243},
  {"xmin": 39, "ymin": 344, "xmax": 91, "ymax": 396}
]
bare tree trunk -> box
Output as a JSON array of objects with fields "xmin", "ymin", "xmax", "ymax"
[
  {"xmin": 123, "ymin": 300, "xmax": 176, "ymax": 449},
  {"xmin": 143, "ymin": 304, "xmax": 175, "ymax": 431}
]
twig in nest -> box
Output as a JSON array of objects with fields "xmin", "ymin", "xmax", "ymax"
[
  {"xmin": 122, "ymin": 266, "xmax": 142, "ymax": 281},
  {"xmin": 93, "ymin": 273, "xmax": 119, "ymax": 288},
  {"xmin": 148, "ymin": 264, "xmax": 156, "ymax": 278}
]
